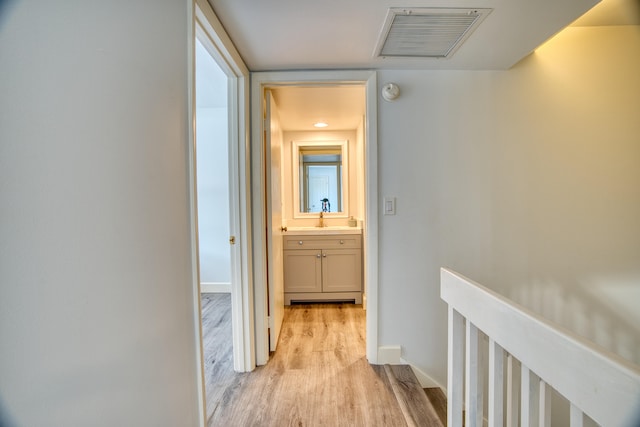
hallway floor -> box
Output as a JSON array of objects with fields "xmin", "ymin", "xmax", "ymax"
[{"xmin": 202, "ymin": 296, "xmax": 408, "ymax": 426}]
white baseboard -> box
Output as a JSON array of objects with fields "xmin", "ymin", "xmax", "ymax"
[
  {"xmin": 201, "ymin": 282, "xmax": 231, "ymax": 293},
  {"xmin": 377, "ymin": 346, "xmax": 446, "ymax": 391},
  {"xmin": 377, "ymin": 345, "xmax": 402, "ymax": 364},
  {"xmin": 400, "ymin": 358, "xmax": 446, "ymax": 391}
]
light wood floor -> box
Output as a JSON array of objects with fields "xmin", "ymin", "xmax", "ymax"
[{"xmin": 201, "ymin": 295, "xmax": 408, "ymax": 427}]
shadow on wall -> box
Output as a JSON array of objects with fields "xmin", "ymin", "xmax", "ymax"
[
  {"xmin": 0, "ymin": 398, "xmax": 17, "ymax": 427},
  {"xmin": 506, "ymin": 276, "xmax": 640, "ymax": 365}
]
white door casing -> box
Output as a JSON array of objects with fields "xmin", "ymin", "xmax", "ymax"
[{"xmin": 251, "ymin": 70, "xmax": 379, "ymax": 366}]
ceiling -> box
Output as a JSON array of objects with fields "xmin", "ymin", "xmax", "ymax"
[
  {"xmin": 206, "ymin": 0, "xmax": 638, "ymax": 130},
  {"xmin": 205, "ymin": 0, "xmax": 637, "ymax": 72},
  {"xmin": 270, "ymin": 85, "xmax": 366, "ymax": 131}
]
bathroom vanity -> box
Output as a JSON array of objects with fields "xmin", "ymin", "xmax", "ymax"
[{"xmin": 283, "ymin": 228, "xmax": 362, "ymax": 305}]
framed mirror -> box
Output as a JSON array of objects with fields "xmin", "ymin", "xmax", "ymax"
[{"xmin": 292, "ymin": 140, "xmax": 349, "ymax": 217}]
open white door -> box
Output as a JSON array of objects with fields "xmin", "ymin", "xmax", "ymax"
[{"xmin": 265, "ymin": 91, "xmax": 285, "ymax": 351}]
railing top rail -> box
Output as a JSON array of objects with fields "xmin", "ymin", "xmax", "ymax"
[{"xmin": 440, "ymin": 268, "xmax": 640, "ymax": 427}]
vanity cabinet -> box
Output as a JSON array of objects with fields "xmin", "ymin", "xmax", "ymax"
[{"xmin": 283, "ymin": 234, "xmax": 362, "ymax": 304}]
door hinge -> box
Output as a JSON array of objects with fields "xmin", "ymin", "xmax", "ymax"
[{"xmin": 229, "ymin": 235, "xmax": 236, "ymax": 245}]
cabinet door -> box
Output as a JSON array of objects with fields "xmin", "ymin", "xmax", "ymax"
[
  {"xmin": 321, "ymin": 249, "xmax": 362, "ymax": 293},
  {"xmin": 283, "ymin": 249, "xmax": 322, "ymax": 293}
]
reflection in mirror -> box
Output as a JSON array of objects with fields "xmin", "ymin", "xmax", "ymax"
[
  {"xmin": 300, "ymin": 146, "xmax": 342, "ymax": 213},
  {"xmin": 292, "ymin": 140, "xmax": 349, "ymax": 217}
]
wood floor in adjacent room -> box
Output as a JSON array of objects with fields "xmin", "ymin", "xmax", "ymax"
[{"xmin": 201, "ymin": 294, "xmax": 408, "ymax": 427}]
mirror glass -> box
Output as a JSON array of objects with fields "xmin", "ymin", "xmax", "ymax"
[{"xmin": 292, "ymin": 140, "xmax": 348, "ymax": 216}]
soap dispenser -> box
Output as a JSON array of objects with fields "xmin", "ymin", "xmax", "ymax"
[{"xmin": 348, "ymin": 216, "xmax": 357, "ymax": 227}]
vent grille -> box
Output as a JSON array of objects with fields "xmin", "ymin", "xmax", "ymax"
[{"xmin": 375, "ymin": 8, "xmax": 492, "ymax": 59}]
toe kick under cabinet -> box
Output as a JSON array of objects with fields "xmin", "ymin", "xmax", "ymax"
[{"xmin": 283, "ymin": 234, "xmax": 362, "ymax": 305}]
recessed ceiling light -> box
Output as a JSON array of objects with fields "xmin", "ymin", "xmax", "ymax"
[{"xmin": 314, "ymin": 122, "xmax": 328, "ymax": 128}]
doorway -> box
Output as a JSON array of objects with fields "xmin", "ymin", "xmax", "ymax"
[
  {"xmin": 194, "ymin": 31, "xmax": 236, "ymax": 424},
  {"xmin": 195, "ymin": 38, "xmax": 231, "ymax": 294},
  {"xmin": 190, "ymin": 2, "xmax": 254, "ymax": 424},
  {"xmin": 251, "ymin": 71, "xmax": 379, "ymax": 366}
]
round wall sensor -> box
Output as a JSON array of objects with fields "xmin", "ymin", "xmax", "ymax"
[{"xmin": 382, "ymin": 83, "xmax": 400, "ymax": 101}]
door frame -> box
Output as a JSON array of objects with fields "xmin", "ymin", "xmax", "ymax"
[
  {"xmin": 250, "ymin": 70, "xmax": 379, "ymax": 365},
  {"xmin": 190, "ymin": 0, "xmax": 254, "ymax": 388}
]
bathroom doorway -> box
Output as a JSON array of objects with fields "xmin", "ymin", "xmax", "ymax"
[{"xmin": 250, "ymin": 71, "xmax": 380, "ymax": 366}]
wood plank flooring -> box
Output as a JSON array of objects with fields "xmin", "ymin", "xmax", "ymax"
[
  {"xmin": 201, "ymin": 293, "xmax": 237, "ymax": 419},
  {"xmin": 201, "ymin": 295, "xmax": 408, "ymax": 427},
  {"xmin": 385, "ymin": 365, "xmax": 443, "ymax": 427},
  {"xmin": 423, "ymin": 388, "xmax": 447, "ymax": 426}
]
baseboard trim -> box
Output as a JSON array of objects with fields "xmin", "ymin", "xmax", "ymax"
[
  {"xmin": 378, "ymin": 345, "xmax": 402, "ymax": 364},
  {"xmin": 201, "ymin": 282, "xmax": 231, "ymax": 293},
  {"xmin": 399, "ymin": 357, "xmax": 446, "ymax": 392}
]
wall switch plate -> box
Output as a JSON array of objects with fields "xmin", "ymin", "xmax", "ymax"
[{"xmin": 383, "ymin": 196, "xmax": 396, "ymax": 215}]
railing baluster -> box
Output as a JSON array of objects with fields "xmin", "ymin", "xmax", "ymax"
[
  {"xmin": 570, "ymin": 404, "xmax": 584, "ymax": 427},
  {"xmin": 506, "ymin": 354, "xmax": 520, "ymax": 427},
  {"xmin": 521, "ymin": 365, "xmax": 540, "ymax": 427},
  {"xmin": 448, "ymin": 306, "xmax": 464, "ymax": 427},
  {"xmin": 466, "ymin": 321, "xmax": 483, "ymax": 426},
  {"xmin": 489, "ymin": 338, "xmax": 504, "ymax": 427},
  {"xmin": 539, "ymin": 380, "xmax": 551, "ymax": 427}
]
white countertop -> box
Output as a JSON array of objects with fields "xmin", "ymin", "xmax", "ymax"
[{"xmin": 285, "ymin": 226, "xmax": 362, "ymax": 235}]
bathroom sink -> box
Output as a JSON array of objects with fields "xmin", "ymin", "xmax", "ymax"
[{"xmin": 285, "ymin": 226, "xmax": 361, "ymax": 235}]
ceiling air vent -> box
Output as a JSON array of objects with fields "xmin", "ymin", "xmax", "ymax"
[{"xmin": 374, "ymin": 8, "xmax": 492, "ymax": 59}]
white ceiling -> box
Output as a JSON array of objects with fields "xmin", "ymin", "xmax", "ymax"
[
  {"xmin": 207, "ymin": 0, "xmax": 609, "ymax": 71},
  {"xmin": 271, "ymin": 85, "xmax": 366, "ymax": 131},
  {"xmin": 206, "ymin": 0, "xmax": 638, "ymax": 130}
]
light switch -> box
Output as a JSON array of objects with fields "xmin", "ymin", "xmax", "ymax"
[{"xmin": 383, "ymin": 196, "xmax": 396, "ymax": 215}]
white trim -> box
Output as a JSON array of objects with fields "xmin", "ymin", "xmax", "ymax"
[
  {"xmin": 194, "ymin": 1, "xmax": 248, "ymax": 77},
  {"xmin": 195, "ymin": 0, "xmax": 254, "ymax": 376},
  {"xmin": 200, "ymin": 282, "xmax": 231, "ymax": 293},
  {"xmin": 187, "ymin": 1, "xmax": 206, "ymax": 425},
  {"xmin": 363, "ymin": 72, "xmax": 379, "ymax": 364},
  {"xmin": 441, "ymin": 268, "xmax": 640, "ymax": 426},
  {"xmin": 378, "ymin": 345, "xmax": 402, "ymax": 364},
  {"xmin": 251, "ymin": 70, "xmax": 379, "ymax": 366}
]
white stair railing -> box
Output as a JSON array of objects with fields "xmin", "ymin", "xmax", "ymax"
[{"xmin": 441, "ymin": 268, "xmax": 640, "ymax": 427}]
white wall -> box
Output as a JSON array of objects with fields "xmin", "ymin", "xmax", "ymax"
[
  {"xmin": 196, "ymin": 107, "xmax": 230, "ymax": 284},
  {"xmin": 195, "ymin": 39, "xmax": 231, "ymax": 286},
  {"xmin": 0, "ymin": 2, "xmax": 200, "ymax": 426},
  {"xmin": 377, "ymin": 25, "xmax": 640, "ymax": 386}
]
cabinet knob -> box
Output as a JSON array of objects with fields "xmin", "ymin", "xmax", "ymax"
[
  {"xmin": 339, "ymin": 240, "xmax": 344, "ymax": 244},
  {"xmin": 323, "ymin": 253, "xmax": 327, "ymax": 258},
  {"xmin": 316, "ymin": 253, "xmax": 321, "ymax": 258},
  {"xmin": 298, "ymin": 241, "xmax": 303, "ymax": 245}
]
